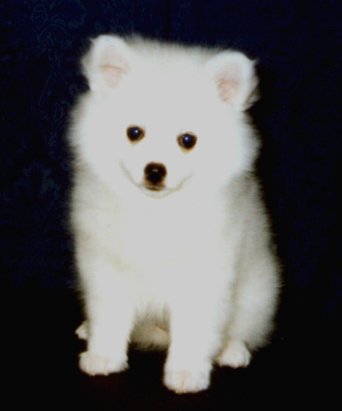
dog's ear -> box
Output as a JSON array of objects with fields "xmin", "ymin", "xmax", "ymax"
[
  {"xmin": 82, "ymin": 35, "xmax": 133, "ymax": 91},
  {"xmin": 206, "ymin": 51, "xmax": 258, "ymax": 110}
]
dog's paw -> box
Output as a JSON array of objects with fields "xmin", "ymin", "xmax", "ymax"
[
  {"xmin": 79, "ymin": 351, "xmax": 128, "ymax": 376},
  {"xmin": 163, "ymin": 369, "xmax": 210, "ymax": 394},
  {"xmin": 216, "ymin": 340, "xmax": 251, "ymax": 368},
  {"xmin": 75, "ymin": 322, "xmax": 88, "ymax": 340}
]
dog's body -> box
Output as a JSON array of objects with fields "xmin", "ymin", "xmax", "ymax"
[{"xmin": 69, "ymin": 35, "xmax": 280, "ymax": 393}]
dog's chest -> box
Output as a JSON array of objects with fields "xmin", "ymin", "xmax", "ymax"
[{"xmin": 110, "ymin": 199, "xmax": 218, "ymax": 271}]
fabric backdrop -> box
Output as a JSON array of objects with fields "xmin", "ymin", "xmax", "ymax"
[{"xmin": 1, "ymin": 0, "xmax": 341, "ymax": 407}]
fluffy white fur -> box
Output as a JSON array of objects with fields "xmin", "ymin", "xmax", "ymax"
[{"xmin": 69, "ymin": 35, "xmax": 280, "ymax": 394}]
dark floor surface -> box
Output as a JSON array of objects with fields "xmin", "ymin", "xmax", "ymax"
[{"xmin": 4, "ymin": 290, "xmax": 338, "ymax": 410}]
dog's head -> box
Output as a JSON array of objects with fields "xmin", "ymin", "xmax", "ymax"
[{"xmin": 72, "ymin": 35, "xmax": 259, "ymax": 199}]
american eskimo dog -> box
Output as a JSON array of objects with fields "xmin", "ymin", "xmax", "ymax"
[{"xmin": 68, "ymin": 35, "xmax": 280, "ymax": 394}]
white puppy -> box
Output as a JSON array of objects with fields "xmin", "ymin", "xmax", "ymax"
[{"xmin": 69, "ymin": 35, "xmax": 280, "ymax": 394}]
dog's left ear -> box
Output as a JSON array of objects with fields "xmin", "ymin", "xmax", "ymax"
[
  {"xmin": 206, "ymin": 51, "xmax": 258, "ymax": 110},
  {"xmin": 82, "ymin": 35, "xmax": 134, "ymax": 91}
]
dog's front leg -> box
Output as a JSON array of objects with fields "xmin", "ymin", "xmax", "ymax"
[
  {"xmin": 163, "ymin": 284, "xmax": 226, "ymax": 394},
  {"xmin": 77, "ymin": 257, "xmax": 134, "ymax": 376}
]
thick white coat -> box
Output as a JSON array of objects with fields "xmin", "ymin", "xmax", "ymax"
[{"xmin": 69, "ymin": 35, "xmax": 280, "ymax": 394}]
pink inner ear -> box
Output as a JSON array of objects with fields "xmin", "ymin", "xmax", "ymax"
[
  {"xmin": 100, "ymin": 64, "xmax": 127, "ymax": 87},
  {"xmin": 217, "ymin": 73, "xmax": 239, "ymax": 103}
]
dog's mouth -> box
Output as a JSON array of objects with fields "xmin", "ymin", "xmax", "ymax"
[
  {"xmin": 141, "ymin": 182, "xmax": 173, "ymax": 198},
  {"xmin": 144, "ymin": 182, "xmax": 165, "ymax": 192},
  {"xmin": 120, "ymin": 162, "xmax": 190, "ymax": 198},
  {"xmin": 120, "ymin": 162, "xmax": 171, "ymax": 197}
]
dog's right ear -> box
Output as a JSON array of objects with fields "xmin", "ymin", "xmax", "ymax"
[
  {"xmin": 82, "ymin": 35, "xmax": 133, "ymax": 91},
  {"xmin": 206, "ymin": 51, "xmax": 258, "ymax": 110}
]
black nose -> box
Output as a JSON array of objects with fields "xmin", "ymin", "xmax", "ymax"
[{"xmin": 144, "ymin": 162, "xmax": 167, "ymax": 185}]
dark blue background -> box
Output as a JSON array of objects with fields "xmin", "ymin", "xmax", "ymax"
[{"xmin": 1, "ymin": 1, "xmax": 341, "ymax": 406}]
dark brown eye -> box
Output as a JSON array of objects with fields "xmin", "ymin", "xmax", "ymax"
[
  {"xmin": 127, "ymin": 126, "xmax": 145, "ymax": 142},
  {"xmin": 178, "ymin": 133, "xmax": 197, "ymax": 150}
]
